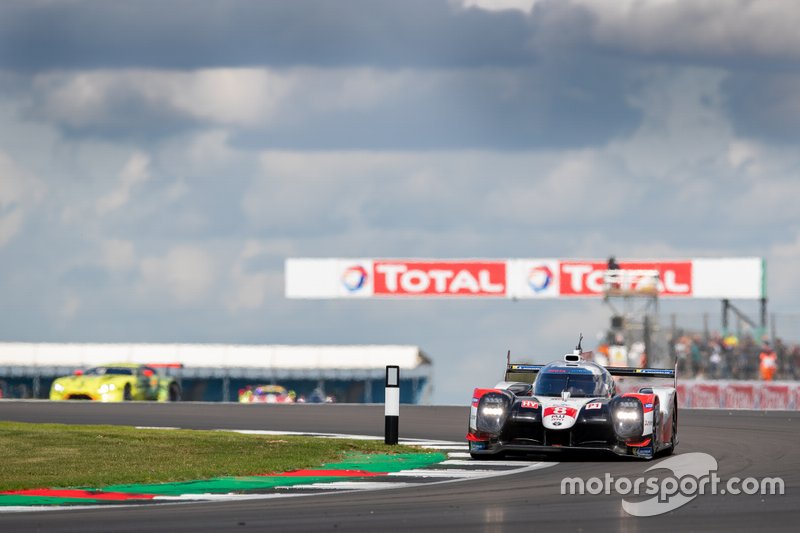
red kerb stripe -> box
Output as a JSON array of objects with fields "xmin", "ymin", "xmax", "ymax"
[{"xmin": 2, "ymin": 489, "xmax": 155, "ymax": 501}]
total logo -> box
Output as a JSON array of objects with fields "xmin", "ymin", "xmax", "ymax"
[
  {"xmin": 341, "ymin": 265, "xmax": 369, "ymax": 292},
  {"xmin": 527, "ymin": 265, "xmax": 553, "ymax": 293},
  {"xmin": 373, "ymin": 261, "xmax": 506, "ymax": 296}
]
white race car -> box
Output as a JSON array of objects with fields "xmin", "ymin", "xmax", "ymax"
[{"xmin": 467, "ymin": 341, "xmax": 678, "ymax": 460}]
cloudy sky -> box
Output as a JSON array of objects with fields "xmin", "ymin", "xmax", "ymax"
[{"xmin": 2, "ymin": 0, "xmax": 800, "ymax": 403}]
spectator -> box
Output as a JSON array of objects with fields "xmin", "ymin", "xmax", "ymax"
[
  {"xmin": 708, "ymin": 342, "xmax": 723, "ymax": 379},
  {"xmin": 792, "ymin": 345, "xmax": 800, "ymax": 380},
  {"xmin": 759, "ymin": 342, "xmax": 778, "ymax": 381}
]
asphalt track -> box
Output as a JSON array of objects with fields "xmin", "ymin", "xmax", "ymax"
[{"xmin": 1, "ymin": 401, "xmax": 798, "ymax": 532}]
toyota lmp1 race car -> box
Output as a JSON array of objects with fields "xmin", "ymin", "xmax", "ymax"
[
  {"xmin": 50, "ymin": 363, "xmax": 181, "ymax": 402},
  {"xmin": 468, "ymin": 343, "xmax": 678, "ymax": 460}
]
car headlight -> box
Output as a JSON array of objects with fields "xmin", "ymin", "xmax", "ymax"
[
  {"xmin": 53, "ymin": 383, "xmax": 65, "ymax": 392},
  {"xmin": 476, "ymin": 392, "xmax": 511, "ymax": 434},
  {"xmin": 611, "ymin": 398, "xmax": 643, "ymax": 439},
  {"xmin": 98, "ymin": 384, "xmax": 116, "ymax": 394}
]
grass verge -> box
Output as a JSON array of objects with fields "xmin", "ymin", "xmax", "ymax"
[{"xmin": 0, "ymin": 422, "xmax": 424, "ymax": 491}]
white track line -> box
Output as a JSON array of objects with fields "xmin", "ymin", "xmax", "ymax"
[
  {"xmin": 279, "ymin": 482, "xmax": 417, "ymax": 491},
  {"xmin": 446, "ymin": 452, "xmax": 471, "ymax": 458},
  {"xmin": 388, "ymin": 469, "xmax": 503, "ymax": 478},
  {"xmin": 154, "ymin": 493, "xmax": 302, "ymax": 502},
  {"xmin": 439, "ymin": 459, "xmax": 544, "ymax": 467}
]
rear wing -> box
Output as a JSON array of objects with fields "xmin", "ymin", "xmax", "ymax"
[
  {"xmin": 607, "ymin": 364, "xmax": 678, "ymax": 390},
  {"xmin": 504, "ymin": 363, "xmax": 677, "ymax": 389},
  {"xmin": 504, "ymin": 364, "xmax": 544, "ymax": 384}
]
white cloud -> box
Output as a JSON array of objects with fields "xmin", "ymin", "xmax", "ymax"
[
  {"xmin": 139, "ymin": 246, "xmax": 216, "ymax": 305},
  {"xmin": 0, "ymin": 151, "xmax": 46, "ymax": 247},
  {"xmin": 484, "ymin": 150, "xmax": 638, "ymax": 223},
  {"xmin": 166, "ymin": 69, "xmax": 292, "ymax": 126},
  {"xmin": 27, "ymin": 68, "xmax": 427, "ymax": 131},
  {"xmin": 224, "ymin": 241, "xmax": 275, "ymax": 312},
  {"xmin": 768, "ymin": 231, "xmax": 800, "ymax": 305},
  {"xmin": 96, "ymin": 151, "xmax": 152, "ymax": 215},
  {"xmin": 534, "ymin": 0, "xmax": 800, "ymax": 60},
  {"xmin": 60, "ymin": 292, "xmax": 81, "ymax": 321},
  {"xmin": 29, "ymin": 69, "xmax": 292, "ymax": 128},
  {"xmin": 460, "ymin": 0, "xmax": 540, "ymax": 13},
  {"xmin": 100, "ymin": 239, "xmax": 136, "ymax": 273},
  {"xmin": 0, "ymin": 209, "xmax": 23, "ymax": 248}
]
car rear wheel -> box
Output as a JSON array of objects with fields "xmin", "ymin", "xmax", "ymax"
[
  {"xmin": 664, "ymin": 405, "xmax": 677, "ymax": 456},
  {"xmin": 651, "ymin": 399, "xmax": 660, "ymax": 448}
]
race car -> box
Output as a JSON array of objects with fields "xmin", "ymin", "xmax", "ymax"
[
  {"xmin": 467, "ymin": 342, "xmax": 678, "ymax": 460},
  {"xmin": 238, "ymin": 384, "xmax": 296, "ymax": 404},
  {"xmin": 49, "ymin": 363, "xmax": 181, "ymax": 402}
]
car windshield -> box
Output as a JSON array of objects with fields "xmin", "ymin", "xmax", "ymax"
[
  {"xmin": 84, "ymin": 367, "xmax": 134, "ymax": 376},
  {"xmin": 534, "ymin": 372, "xmax": 604, "ymax": 398}
]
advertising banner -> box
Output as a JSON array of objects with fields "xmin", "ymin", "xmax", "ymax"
[
  {"xmin": 285, "ymin": 258, "xmax": 765, "ymax": 300},
  {"xmin": 690, "ymin": 383, "xmax": 722, "ymax": 408},
  {"xmin": 760, "ymin": 384, "xmax": 791, "ymax": 410},
  {"xmin": 723, "ymin": 383, "xmax": 757, "ymax": 409},
  {"xmin": 682, "ymin": 381, "xmax": 798, "ymax": 410}
]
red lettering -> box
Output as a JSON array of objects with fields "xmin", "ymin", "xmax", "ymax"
[
  {"xmin": 373, "ymin": 261, "xmax": 506, "ymax": 296},
  {"xmin": 559, "ymin": 261, "xmax": 693, "ymax": 297}
]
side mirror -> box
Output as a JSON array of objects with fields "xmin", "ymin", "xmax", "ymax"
[{"xmin": 73, "ymin": 369, "xmax": 83, "ymax": 376}]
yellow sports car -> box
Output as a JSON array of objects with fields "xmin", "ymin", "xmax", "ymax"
[{"xmin": 49, "ymin": 363, "xmax": 181, "ymax": 402}]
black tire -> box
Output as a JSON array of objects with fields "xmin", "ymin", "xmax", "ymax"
[
  {"xmin": 651, "ymin": 399, "xmax": 660, "ymax": 449},
  {"xmin": 168, "ymin": 383, "xmax": 181, "ymax": 402},
  {"xmin": 664, "ymin": 404, "xmax": 678, "ymax": 456},
  {"xmin": 470, "ymin": 451, "xmax": 504, "ymax": 460},
  {"xmin": 123, "ymin": 384, "xmax": 132, "ymax": 401}
]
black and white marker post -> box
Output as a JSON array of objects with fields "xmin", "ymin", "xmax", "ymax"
[{"xmin": 384, "ymin": 365, "xmax": 400, "ymax": 445}]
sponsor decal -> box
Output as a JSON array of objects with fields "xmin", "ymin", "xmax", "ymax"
[
  {"xmin": 341, "ymin": 265, "xmax": 369, "ymax": 292},
  {"xmin": 544, "ymin": 406, "xmax": 577, "ymax": 417},
  {"xmin": 527, "ymin": 265, "xmax": 553, "ymax": 293},
  {"xmin": 585, "ymin": 403, "xmax": 601, "ymax": 410},
  {"xmin": 373, "ymin": 261, "xmax": 506, "ymax": 297},
  {"xmin": 520, "ymin": 401, "xmax": 539, "ymax": 409},
  {"xmin": 558, "ymin": 261, "xmax": 692, "ymax": 297}
]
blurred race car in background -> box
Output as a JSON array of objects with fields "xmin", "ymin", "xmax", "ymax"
[
  {"xmin": 238, "ymin": 384, "xmax": 296, "ymax": 403},
  {"xmin": 49, "ymin": 363, "xmax": 181, "ymax": 402},
  {"xmin": 468, "ymin": 340, "xmax": 678, "ymax": 460}
]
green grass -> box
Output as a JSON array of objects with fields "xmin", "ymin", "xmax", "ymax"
[{"xmin": 0, "ymin": 422, "xmax": 421, "ymax": 491}]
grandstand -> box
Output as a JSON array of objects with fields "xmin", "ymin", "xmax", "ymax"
[{"xmin": 0, "ymin": 343, "xmax": 433, "ymax": 403}]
